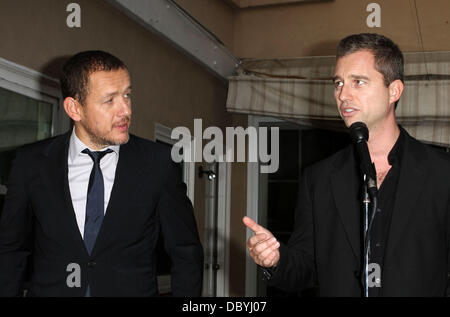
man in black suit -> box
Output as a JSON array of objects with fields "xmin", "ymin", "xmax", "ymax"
[
  {"xmin": 0, "ymin": 51, "xmax": 204, "ymax": 297},
  {"xmin": 244, "ymin": 33, "xmax": 450, "ymax": 296}
]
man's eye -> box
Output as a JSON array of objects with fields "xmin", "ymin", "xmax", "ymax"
[
  {"xmin": 356, "ymin": 80, "xmax": 365, "ymax": 85},
  {"xmin": 105, "ymin": 99, "xmax": 113, "ymax": 104},
  {"xmin": 124, "ymin": 93, "xmax": 131, "ymax": 99},
  {"xmin": 334, "ymin": 81, "xmax": 343, "ymax": 88}
]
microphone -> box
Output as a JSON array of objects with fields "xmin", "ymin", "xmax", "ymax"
[{"xmin": 349, "ymin": 122, "xmax": 377, "ymax": 198}]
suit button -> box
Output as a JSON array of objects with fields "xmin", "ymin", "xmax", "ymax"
[{"xmin": 87, "ymin": 261, "xmax": 96, "ymax": 268}]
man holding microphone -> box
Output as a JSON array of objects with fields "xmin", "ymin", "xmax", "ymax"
[{"xmin": 244, "ymin": 33, "xmax": 450, "ymax": 297}]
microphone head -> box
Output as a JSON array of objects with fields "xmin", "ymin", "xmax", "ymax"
[{"xmin": 349, "ymin": 122, "xmax": 369, "ymax": 143}]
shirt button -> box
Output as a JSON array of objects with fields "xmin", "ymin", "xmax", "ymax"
[
  {"xmin": 375, "ymin": 243, "xmax": 381, "ymax": 247},
  {"xmin": 377, "ymin": 208, "xmax": 381, "ymax": 213},
  {"xmin": 87, "ymin": 261, "xmax": 96, "ymax": 268}
]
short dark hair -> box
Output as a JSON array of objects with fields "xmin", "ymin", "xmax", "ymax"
[
  {"xmin": 337, "ymin": 33, "xmax": 404, "ymax": 86},
  {"xmin": 60, "ymin": 50, "xmax": 128, "ymax": 105}
]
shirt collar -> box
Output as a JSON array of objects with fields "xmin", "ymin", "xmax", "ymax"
[
  {"xmin": 68, "ymin": 127, "xmax": 120, "ymax": 163},
  {"xmin": 387, "ymin": 125, "xmax": 405, "ymax": 166}
]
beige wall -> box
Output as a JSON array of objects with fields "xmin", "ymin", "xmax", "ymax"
[
  {"xmin": 234, "ymin": 0, "xmax": 450, "ymax": 58},
  {"xmin": 177, "ymin": 0, "xmax": 450, "ymax": 59},
  {"xmin": 175, "ymin": 0, "xmax": 235, "ymax": 51},
  {"xmin": 0, "ymin": 0, "xmax": 249, "ymax": 296},
  {"xmin": 229, "ymin": 0, "xmax": 325, "ymax": 8}
]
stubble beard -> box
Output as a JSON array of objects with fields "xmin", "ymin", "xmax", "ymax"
[
  {"xmin": 84, "ymin": 121, "xmax": 130, "ymax": 149},
  {"xmin": 89, "ymin": 132, "xmax": 129, "ymax": 149}
]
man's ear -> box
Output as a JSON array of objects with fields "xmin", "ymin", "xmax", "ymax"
[
  {"xmin": 388, "ymin": 79, "xmax": 404, "ymax": 105},
  {"xmin": 63, "ymin": 97, "xmax": 83, "ymax": 122}
]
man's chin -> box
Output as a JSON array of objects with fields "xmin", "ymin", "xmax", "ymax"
[
  {"xmin": 341, "ymin": 117, "xmax": 352, "ymax": 128},
  {"xmin": 103, "ymin": 132, "xmax": 130, "ymax": 146},
  {"xmin": 113, "ymin": 134, "xmax": 130, "ymax": 145},
  {"xmin": 343, "ymin": 117, "xmax": 362, "ymax": 128}
]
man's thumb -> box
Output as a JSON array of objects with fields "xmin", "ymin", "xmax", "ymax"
[{"xmin": 242, "ymin": 216, "xmax": 266, "ymax": 234}]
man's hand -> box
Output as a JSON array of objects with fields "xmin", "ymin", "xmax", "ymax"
[{"xmin": 243, "ymin": 216, "xmax": 280, "ymax": 268}]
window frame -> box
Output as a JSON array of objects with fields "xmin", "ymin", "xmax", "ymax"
[
  {"xmin": 0, "ymin": 56, "xmax": 69, "ymax": 138},
  {"xmin": 0, "ymin": 57, "xmax": 68, "ymax": 195}
]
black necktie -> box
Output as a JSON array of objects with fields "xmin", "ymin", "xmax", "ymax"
[{"xmin": 82, "ymin": 148, "xmax": 113, "ymax": 255}]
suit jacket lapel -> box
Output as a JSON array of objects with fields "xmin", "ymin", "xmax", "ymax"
[
  {"xmin": 330, "ymin": 146, "xmax": 362, "ymax": 263},
  {"xmin": 329, "ymin": 130, "xmax": 427, "ymax": 268},
  {"xmin": 40, "ymin": 132, "xmax": 87, "ymax": 252},
  {"xmin": 384, "ymin": 132, "xmax": 426, "ymax": 261}
]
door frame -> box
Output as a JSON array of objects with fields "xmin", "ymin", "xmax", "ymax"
[
  {"xmin": 155, "ymin": 123, "xmax": 195, "ymax": 204},
  {"xmin": 202, "ymin": 157, "xmax": 231, "ymax": 297},
  {"xmin": 246, "ymin": 115, "xmax": 300, "ymax": 296}
]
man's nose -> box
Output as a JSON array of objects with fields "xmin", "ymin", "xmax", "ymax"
[
  {"xmin": 119, "ymin": 98, "xmax": 132, "ymax": 117},
  {"xmin": 338, "ymin": 82, "xmax": 353, "ymax": 102}
]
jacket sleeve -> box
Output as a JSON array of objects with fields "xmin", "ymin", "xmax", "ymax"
[
  {"xmin": 156, "ymin": 156, "xmax": 204, "ymax": 297},
  {"xmin": 267, "ymin": 166, "xmax": 317, "ymax": 293},
  {"xmin": 0, "ymin": 149, "xmax": 33, "ymax": 297}
]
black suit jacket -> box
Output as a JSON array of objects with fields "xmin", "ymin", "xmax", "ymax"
[
  {"xmin": 0, "ymin": 132, "xmax": 204, "ymax": 297},
  {"xmin": 269, "ymin": 128, "xmax": 450, "ymax": 296}
]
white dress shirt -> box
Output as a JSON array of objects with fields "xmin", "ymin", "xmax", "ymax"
[{"xmin": 68, "ymin": 128, "xmax": 120, "ymax": 238}]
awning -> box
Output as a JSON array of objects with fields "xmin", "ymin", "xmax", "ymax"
[{"xmin": 227, "ymin": 51, "xmax": 450, "ymax": 147}]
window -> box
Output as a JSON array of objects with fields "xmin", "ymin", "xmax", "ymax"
[
  {"xmin": 0, "ymin": 56, "xmax": 68, "ymax": 220},
  {"xmin": 0, "ymin": 87, "xmax": 53, "ymax": 199}
]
